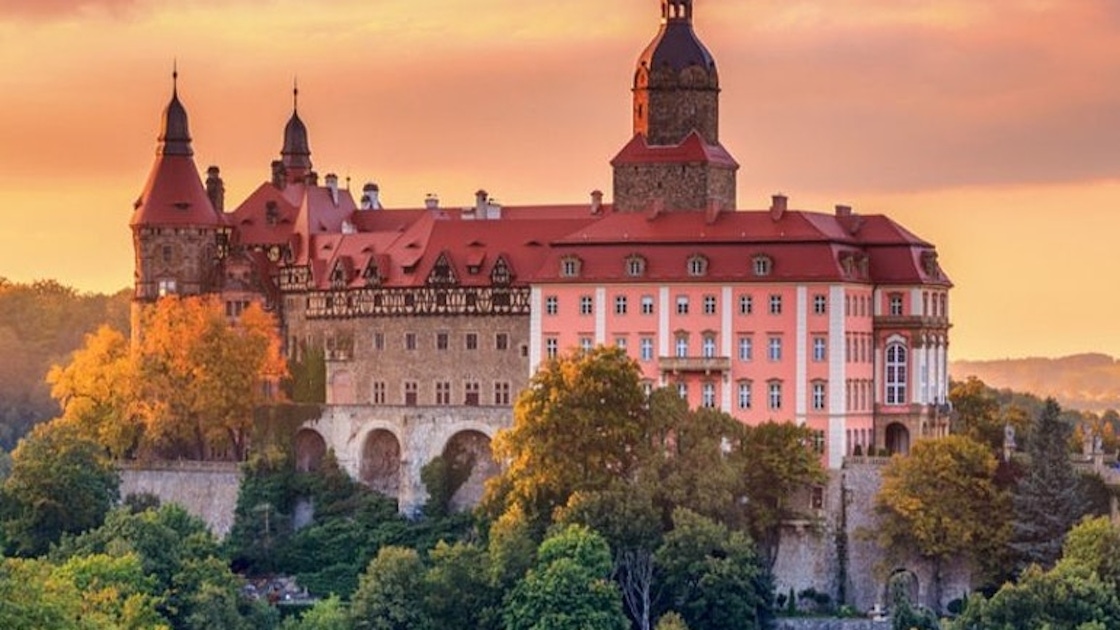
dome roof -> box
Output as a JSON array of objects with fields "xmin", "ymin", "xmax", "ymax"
[
  {"xmin": 637, "ymin": 1, "xmax": 716, "ymax": 78},
  {"xmin": 282, "ymin": 87, "xmax": 312, "ymax": 171},
  {"xmin": 158, "ymin": 85, "xmax": 192, "ymax": 156}
]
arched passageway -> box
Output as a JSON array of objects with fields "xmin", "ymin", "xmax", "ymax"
[{"xmin": 361, "ymin": 429, "xmax": 401, "ymax": 498}]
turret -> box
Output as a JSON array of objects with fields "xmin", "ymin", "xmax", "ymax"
[{"xmin": 280, "ymin": 85, "xmax": 312, "ymax": 185}]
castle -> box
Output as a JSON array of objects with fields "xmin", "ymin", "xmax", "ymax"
[{"xmin": 130, "ymin": 0, "xmax": 952, "ymax": 514}]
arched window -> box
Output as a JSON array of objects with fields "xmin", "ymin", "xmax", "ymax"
[{"xmin": 886, "ymin": 342, "xmax": 908, "ymax": 405}]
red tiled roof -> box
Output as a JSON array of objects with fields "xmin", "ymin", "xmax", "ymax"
[
  {"xmin": 130, "ymin": 155, "xmax": 221, "ymax": 228},
  {"xmin": 611, "ymin": 132, "xmax": 739, "ymax": 169}
]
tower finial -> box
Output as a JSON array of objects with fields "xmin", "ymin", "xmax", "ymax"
[
  {"xmin": 293, "ymin": 77, "xmax": 299, "ymax": 113},
  {"xmin": 172, "ymin": 59, "xmax": 179, "ymax": 95}
]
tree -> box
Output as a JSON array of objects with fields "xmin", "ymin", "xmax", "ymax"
[
  {"xmin": 875, "ymin": 435, "xmax": 1010, "ymax": 608},
  {"xmin": 135, "ymin": 296, "xmax": 287, "ymax": 460},
  {"xmin": 1057, "ymin": 516, "xmax": 1120, "ymax": 591},
  {"xmin": 950, "ymin": 376, "xmax": 1030, "ymax": 454},
  {"xmin": 488, "ymin": 346, "xmax": 651, "ymax": 532},
  {"xmin": 1010, "ymin": 399, "xmax": 1087, "ymax": 572},
  {"xmin": 654, "ymin": 508, "xmax": 773, "ymax": 630},
  {"xmin": 46, "ymin": 325, "xmax": 141, "ymax": 458},
  {"xmin": 423, "ymin": 541, "xmax": 502, "ymax": 630},
  {"xmin": 349, "ymin": 546, "xmax": 429, "ymax": 630},
  {"xmin": 736, "ymin": 421, "xmax": 827, "ymax": 567},
  {"xmin": 280, "ymin": 595, "xmax": 349, "ymax": 630},
  {"xmin": 503, "ymin": 524, "xmax": 629, "ymax": 630},
  {"xmin": 2, "ymin": 421, "xmax": 120, "ymax": 556},
  {"xmin": 950, "ymin": 564, "xmax": 1120, "ymax": 630}
]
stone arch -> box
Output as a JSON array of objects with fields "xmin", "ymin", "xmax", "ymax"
[
  {"xmin": 360, "ymin": 429, "xmax": 401, "ymax": 498},
  {"xmin": 329, "ymin": 369, "xmax": 355, "ymax": 405},
  {"xmin": 440, "ymin": 430, "xmax": 500, "ymax": 512},
  {"xmin": 293, "ymin": 429, "xmax": 327, "ymax": 472},
  {"xmin": 886, "ymin": 569, "xmax": 921, "ymax": 609},
  {"xmin": 886, "ymin": 422, "xmax": 911, "ymax": 456}
]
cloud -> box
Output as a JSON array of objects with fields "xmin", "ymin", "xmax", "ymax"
[{"xmin": 0, "ymin": 0, "xmax": 143, "ymax": 20}]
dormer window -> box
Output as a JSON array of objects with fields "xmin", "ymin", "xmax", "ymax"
[
  {"xmin": 561, "ymin": 256, "xmax": 582, "ymax": 278},
  {"xmin": 626, "ymin": 255, "xmax": 647, "ymax": 278},
  {"xmin": 265, "ymin": 201, "xmax": 280, "ymax": 226},
  {"xmin": 491, "ymin": 257, "xmax": 513, "ymax": 286},
  {"xmin": 753, "ymin": 255, "xmax": 773, "ymax": 277},
  {"xmin": 330, "ymin": 264, "xmax": 347, "ymax": 289},
  {"xmin": 687, "ymin": 255, "xmax": 709, "ymax": 277}
]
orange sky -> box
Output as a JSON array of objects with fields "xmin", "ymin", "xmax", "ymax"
[{"xmin": 1, "ymin": 0, "xmax": 1118, "ymax": 361}]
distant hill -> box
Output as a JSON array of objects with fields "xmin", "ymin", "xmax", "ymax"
[
  {"xmin": 951, "ymin": 354, "xmax": 1120, "ymax": 413},
  {"xmin": 0, "ymin": 278, "xmax": 131, "ymax": 449}
]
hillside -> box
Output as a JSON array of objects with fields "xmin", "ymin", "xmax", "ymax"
[
  {"xmin": 0, "ymin": 278, "xmax": 131, "ymax": 449},
  {"xmin": 951, "ymin": 354, "xmax": 1120, "ymax": 413}
]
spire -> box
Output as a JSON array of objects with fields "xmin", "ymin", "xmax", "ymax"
[
  {"xmin": 158, "ymin": 65, "xmax": 192, "ymax": 156},
  {"xmin": 662, "ymin": 0, "xmax": 693, "ymax": 23},
  {"xmin": 281, "ymin": 80, "xmax": 312, "ymax": 178}
]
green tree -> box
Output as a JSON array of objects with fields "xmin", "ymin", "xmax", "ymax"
[
  {"xmin": 423, "ymin": 541, "xmax": 501, "ymax": 630},
  {"xmin": 654, "ymin": 508, "xmax": 773, "ymax": 630},
  {"xmin": 1011, "ymin": 399, "xmax": 1087, "ymax": 572},
  {"xmin": 280, "ymin": 595, "xmax": 349, "ymax": 630},
  {"xmin": 1058, "ymin": 516, "xmax": 1120, "ymax": 590},
  {"xmin": 350, "ymin": 546, "xmax": 428, "ymax": 630},
  {"xmin": 950, "ymin": 376, "xmax": 1030, "ymax": 454},
  {"xmin": 503, "ymin": 524, "xmax": 628, "ymax": 630},
  {"xmin": 655, "ymin": 612, "xmax": 691, "ymax": 630},
  {"xmin": 2, "ymin": 421, "xmax": 120, "ymax": 556},
  {"xmin": 737, "ymin": 421, "xmax": 827, "ymax": 567},
  {"xmin": 875, "ymin": 435, "xmax": 1009, "ymax": 608},
  {"xmin": 489, "ymin": 346, "xmax": 651, "ymax": 533},
  {"xmin": 950, "ymin": 564, "xmax": 1120, "ymax": 630}
]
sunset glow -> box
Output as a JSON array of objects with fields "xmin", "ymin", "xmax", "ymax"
[{"xmin": 1, "ymin": 0, "xmax": 1118, "ymax": 360}]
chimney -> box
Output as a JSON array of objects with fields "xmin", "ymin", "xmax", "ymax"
[
  {"xmin": 271, "ymin": 160, "xmax": 286, "ymax": 188},
  {"xmin": 359, "ymin": 183, "xmax": 381, "ymax": 210},
  {"xmin": 835, "ymin": 204, "xmax": 852, "ymax": 218},
  {"xmin": 475, "ymin": 189, "xmax": 488, "ymax": 215},
  {"xmin": 306, "ymin": 171, "xmax": 319, "ymax": 187},
  {"xmin": 425, "ymin": 193, "xmax": 440, "ymax": 210},
  {"xmin": 770, "ymin": 194, "xmax": 788, "ymax": 221},
  {"xmin": 486, "ymin": 198, "xmax": 502, "ymax": 220},
  {"xmin": 325, "ymin": 173, "xmax": 339, "ymax": 206},
  {"xmin": 590, "ymin": 190, "xmax": 603, "ymax": 215},
  {"xmin": 206, "ymin": 165, "xmax": 225, "ymax": 213}
]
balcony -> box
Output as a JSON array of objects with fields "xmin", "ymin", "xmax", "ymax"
[{"xmin": 659, "ymin": 356, "xmax": 732, "ymax": 375}]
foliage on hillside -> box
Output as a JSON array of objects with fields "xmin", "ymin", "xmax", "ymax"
[
  {"xmin": 0, "ymin": 278, "xmax": 129, "ymax": 450},
  {"xmin": 952, "ymin": 354, "xmax": 1120, "ymax": 413}
]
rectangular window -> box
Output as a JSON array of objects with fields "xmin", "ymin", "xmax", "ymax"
[
  {"xmin": 494, "ymin": 382, "xmax": 511, "ymax": 406},
  {"xmin": 702, "ymin": 382, "xmax": 716, "ymax": 409},
  {"xmin": 738, "ymin": 382, "xmax": 752, "ymax": 410},
  {"xmin": 677, "ymin": 382, "xmax": 688, "ymax": 400},
  {"xmin": 465, "ymin": 382, "xmax": 480, "ymax": 406},
  {"xmin": 640, "ymin": 337, "xmax": 654, "ymax": 362},
  {"xmin": 372, "ymin": 382, "xmax": 386, "ymax": 405},
  {"xmin": 739, "ymin": 294, "xmax": 753, "ymax": 315},
  {"xmin": 676, "ymin": 296, "xmax": 690, "ymax": 315},
  {"xmin": 546, "ymin": 337, "xmax": 558, "ymax": 359},
  {"xmin": 580, "ymin": 295, "xmax": 594, "ymax": 316},
  {"xmin": 769, "ymin": 295, "xmax": 783, "ymax": 315},
  {"xmin": 373, "ymin": 332, "xmax": 385, "ymax": 351},
  {"xmin": 641, "ymin": 296, "xmax": 655, "ymax": 315},
  {"xmin": 890, "ymin": 294, "xmax": 905, "ymax": 317},
  {"xmin": 615, "ymin": 336, "xmax": 628, "ymax": 350},
  {"xmin": 738, "ymin": 337, "xmax": 753, "ymax": 362},
  {"xmin": 545, "ymin": 296, "xmax": 559, "ymax": 315},
  {"xmin": 436, "ymin": 332, "xmax": 449, "ymax": 351},
  {"xmin": 676, "ymin": 336, "xmax": 689, "ymax": 358},
  {"xmin": 813, "ymin": 294, "xmax": 827, "ymax": 315},
  {"xmin": 702, "ymin": 335, "xmax": 717, "ymax": 359},
  {"xmin": 465, "ymin": 333, "xmax": 479, "ymax": 350},
  {"xmin": 813, "ymin": 382, "xmax": 827, "ymax": 411},
  {"xmin": 769, "ymin": 382, "xmax": 782, "ymax": 410},
  {"xmin": 703, "ymin": 295, "xmax": 717, "ymax": 315},
  {"xmin": 404, "ymin": 381, "xmax": 418, "ymax": 406},
  {"xmin": 405, "ymin": 333, "xmax": 417, "ymax": 351},
  {"xmin": 496, "ymin": 333, "xmax": 510, "ymax": 350},
  {"xmin": 615, "ymin": 295, "xmax": 628, "ymax": 315},
  {"xmin": 436, "ymin": 382, "xmax": 451, "ymax": 406},
  {"xmin": 580, "ymin": 337, "xmax": 593, "ymax": 352},
  {"xmin": 813, "ymin": 336, "xmax": 827, "ymax": 362},
  {"xmin": 768, "ymin": 336, "xmax": 782, "ymax": 361}
]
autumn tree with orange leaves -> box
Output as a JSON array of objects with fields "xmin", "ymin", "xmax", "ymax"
[{"xmin": 48, "ymin": 296, "xmax": 287, "ymax": 461}]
